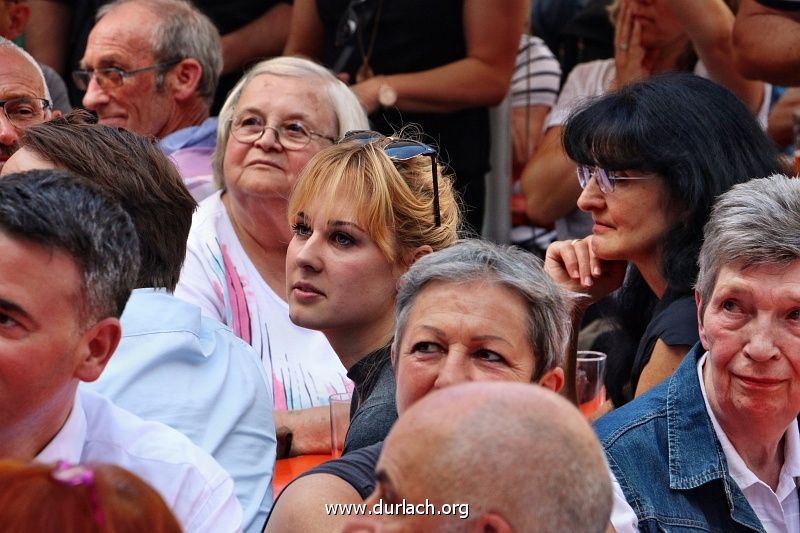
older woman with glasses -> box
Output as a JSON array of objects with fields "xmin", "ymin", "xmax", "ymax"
[
  {"xmin": 285, "ymin": 131, "xmax": 460, "ymax": 454},
  {"xmin": 175, "ymin": 56, "xmax": 369, "ymax": 456},
  {"xmin": 545, "ymin": 73, "xmax": 787, "ymax": 410}
]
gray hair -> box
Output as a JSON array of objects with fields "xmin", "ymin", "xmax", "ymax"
[
  {"xmin": 212, "ymin": 56, "xmax": 370, "ymax": 190},
  {"xmin": 394, "ymin": 239, "xmax": 577, "ymax": 380},
  {"xmin": 0, "ymin": 170, "xmax": 140, "ymax": 324},
  {"xmin": 0, "ymin": 37, "xmax": 51, "ymax": 102},
  {"xmin": 97, "ymin": 0, "xmax": 222, "ymax": 107},
  {"xmin": 697, "ymin": 174, "xmax": 800, "ymax": 316}
]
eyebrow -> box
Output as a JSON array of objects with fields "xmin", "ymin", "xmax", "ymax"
[
  {"xmin": 235, "ymin": 107, "xmax": 312, "ymax": 122},
  {"xmin": 0, "ymin": 297, "xmax": 33, "ymax": 323},
  {"xmin": 412, "ymin": 325, "xmax": 511, "ymax": 344}
]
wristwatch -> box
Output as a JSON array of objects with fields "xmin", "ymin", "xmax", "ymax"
[{"xmin": 377, "ymin": 80, "xmax": 398, "ymax": 108}]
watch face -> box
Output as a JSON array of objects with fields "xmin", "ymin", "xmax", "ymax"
[{"xmin": 378, "ymin": 84, "xmax": 398, "ymax": 107}]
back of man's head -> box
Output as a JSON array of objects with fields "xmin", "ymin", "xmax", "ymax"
[
  {"xmin": 96, "ymin": 0, "xmax": 222, "ymax": 107},
  {"xmin": 380, "ymin": 382, "xmax": 613, "ymax": 532},
  {"xmin": 0, "ymin": 169, "xmax": 139, "ymax": 322},
  {"xmin": 15, "ymin": 110, "xmax": 195, "ymax": 291}
]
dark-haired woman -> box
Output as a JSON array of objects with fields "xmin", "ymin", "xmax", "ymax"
[{"xmin": 545, "ymin": 72, "xmax": 787, "ymax": 409}]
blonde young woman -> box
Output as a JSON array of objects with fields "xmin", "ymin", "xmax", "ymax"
[{"xmin": 285, "ymin": 131, "xmax": 460, "ymax": 453}]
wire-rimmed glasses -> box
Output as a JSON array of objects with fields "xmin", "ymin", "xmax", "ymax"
[
  {"xmin": 341, "ymin": 130, "xmax": 441, "ymax": 227},
  {"xmin": 71, "ymin": 60, "xmax": 181, "ymax": 91},
  {"xmin": 0, "ymin": 97, "xmax": 51, "ymax": 129},
  {"xmin": 577, "ymin": 165, "xmax": 653, "ymax": 194},
  {"xmin": 230, "ymin": 114, "xmax": 336, "ymax": 151}
]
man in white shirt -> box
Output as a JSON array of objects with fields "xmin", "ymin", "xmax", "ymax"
[{"xmin": 0, "ymin": 169, "xmax": 242, "ymax": 532}]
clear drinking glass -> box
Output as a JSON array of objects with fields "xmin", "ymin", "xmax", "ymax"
[
  {"xmin": 329, "ymin": 392, "xmax": 353, "ymax": 458},
  {"xmin": 576, "ymin": 351, "xmax": 607, "ymax": 417}
]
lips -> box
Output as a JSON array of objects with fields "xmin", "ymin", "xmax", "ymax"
[
  {"xmin": 734, "ymin": 374, "xmax": 784, "ymax": 389},
  {"xmin": 247, "ymin": 159, "xmax": 283, "ymax": 170},
  {"xmin": 292, "ymin": 281, "xmax": 325, "ymax": 297}
]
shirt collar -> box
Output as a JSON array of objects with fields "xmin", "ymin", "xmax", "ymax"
[
  {"xmin": 159, "ymin": 116, "xmax": 218, "ymax": 153},
  {"xmin": 35, "ymin": 391, "xmax": 87, "ymax": 464},
  {"xmin": 698, "ymin": 353, "xmax": 800, "ymax": 499}
]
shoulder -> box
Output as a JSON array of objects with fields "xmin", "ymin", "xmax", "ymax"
[{"xmin": 299, "ymin": 442, "xmax": 384, "ymax": 499}]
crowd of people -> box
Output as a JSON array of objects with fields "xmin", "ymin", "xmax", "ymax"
[{"xmin": 0, "ymin": 0, "xmax": 799, "ymax": 531}]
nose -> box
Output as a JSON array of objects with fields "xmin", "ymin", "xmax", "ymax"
[
  {"xmin": 292, "ymin": 232, "xmax": 323, "ymax": 272},
  {"xmin": 744, "ymin": 316, "xmax": 781, "ymax": 362},
  {"xmin": 253, "ymin": 126, "xmax": 283, "ymax": 152},
  {"xmin": 81, "ymin": 75, "xmax": 110, "ymax": 110},
  {"xmin": 432, "ymin": 348, "xmax": 471, "ymax": 389},
  {"xmin": 0, "ymin": 113, "xmax": 20, "ymax": 148},
  {"xmin": 576, "ymin": 174, "xmax": 605, "ymax": 213}
]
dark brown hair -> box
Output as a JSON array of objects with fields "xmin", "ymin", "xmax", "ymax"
[{"xmin": 20, "ymin": 110, "xmax": 196, "ymax": 291}]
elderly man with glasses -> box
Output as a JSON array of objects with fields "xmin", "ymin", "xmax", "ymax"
[
  {"xmin": 78, "ymin": 0, "xmax": 223, "ymax": 200},
  {"xmin": 0, "ymin": 37, "xmax": 55, "ymax": 171}
]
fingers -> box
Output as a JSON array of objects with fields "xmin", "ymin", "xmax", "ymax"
[
  {"xmin": 615, "ymin": 0, "xmax": 632, "ymax": 52},
  {"xmin": 545, "ymin": 239, "xmax": 595, "ymax": 288},
  {"xmin": 586, "ymin": 236, "xmax": 603, "ymax": 278}
]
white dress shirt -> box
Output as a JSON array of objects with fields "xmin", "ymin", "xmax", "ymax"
[
  {"xmin": 610, "ymin": 354, "xmax": 800, "ymax": 533},
  {"xmin": 37, "ymin": 388, "xmax": 243, "ymax": 533}
]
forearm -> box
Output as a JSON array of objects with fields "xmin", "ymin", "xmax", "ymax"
[
  {"xmin": 221, "ymin": 4, "xmax": 292, "ymax": 74},
  {"xmin": 25, "ymin": 0, "xmax": 72, "ymax": 75},
  {"xmin": 521, "ymin": 127, "xmax": 582, "ymax": 226},
  {"xmin": 733, "ymin": 0, "xmax": 800, "ymax": 85},
  {"xmin": 668, "ymin": 0, "xmax": 762, "ymax": 114},
  {"xmin": 273, "ymin": 406, "xmax": 331, "ymax": 457},
  {"xmin": 283, "ymin": 0, "xmax": 324, "ymax": 58}
]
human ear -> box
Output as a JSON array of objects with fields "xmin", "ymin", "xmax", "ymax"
[
  {"xmin": 536, "ymin": 366, "xmax": 565, "ymax": 393},
  {"xmin": 169, "ymin": 58, "xmax": 203, "ymax": 101},
  {"xmin": 695, "ymin": 289, "xmax": 710, "ymax": 350},
  {"xmin": 74, "ymin": 317, "xmax": 122, "ymax": 382},
  {"xmin": 471, "ymin": 513, "xmax": 512, "ymax": 533},
  {"xmin": 5, "ymin": 2, "xmax": 30, "ymax": 41}
]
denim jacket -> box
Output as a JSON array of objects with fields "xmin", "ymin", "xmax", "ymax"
[{"xmin": 594, "ymin": 343, "xmax": 766, "ymax": 532}]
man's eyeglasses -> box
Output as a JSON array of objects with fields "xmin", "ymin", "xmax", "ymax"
[
  {"xmin": 342, "ymin": 130, "xmax": 441, "ymax": 227},
  {"xmin": 230, "ymin": 114, "xmax": 336, "ymax": 150},
  {"xmin": 71, "ymin": 60, "xmax": 181, "ymax": 91},
  {"xmin": 0, "ymin": 97, "xmax": 51, "ymax": 129},
  {"xmin": 577, "ymin": 165, "xmax": 653, "ymax": 194}
]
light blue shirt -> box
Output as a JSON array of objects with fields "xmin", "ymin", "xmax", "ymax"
[{"xmin": 84, "ymin": 288, "xmax": 275, "ymax": 533}]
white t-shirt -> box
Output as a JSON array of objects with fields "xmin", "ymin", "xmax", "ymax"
[
  {"xmin": 610, "ymin": 354, "xmax": 800, "ymax": 533},
  {"xmin": 175, "ymin": 191, "xmax": 351, "ymax": 410},
  {"xmin": 546, "ymin": 58, "xmax": 771, "ymax": 129},
  {"xmin": 37, "ymin": 389, "xmax": 243, "ymax": 533}
]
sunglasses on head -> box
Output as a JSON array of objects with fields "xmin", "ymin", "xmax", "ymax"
[{"xmin": 341, "ymin": 130, "xmax": 441, "ymax": 227}]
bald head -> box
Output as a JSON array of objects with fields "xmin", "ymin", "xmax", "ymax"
[{"xmin": 364, "ymin": 383, "xmax": 612, "ymax": 532}]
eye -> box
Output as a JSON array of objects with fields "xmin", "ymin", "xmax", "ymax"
[
  {"xmin": 410, "ymin": 341, "xmax": 441, "ymax": 354},
  {"xmin": 474, "ymin": 349, "xmax": 505, "ymax": 363},
  {"xmin": 331, "ymin": 232, "xmax": 354, "ymax": 246},
  {"xmin": 788, "ymin": 309, "xmax": 800, "ymax": 321},
  {"xmin": 0, "ymin": 313, "xmax": 18, "ymax": 328},
  {"xmin": 235, "ymin": 114, "xmax": 264, "ymax": 128},
  {"xmin": 290, "ymin": 222, "xmax": 312, "ymax": 238},
  {"xmin": 722, "ymin": 299, "xmax": 740, "ymax": 313},
  {"xmin": 282, "ymin": 121, "xmax": 310, "ymax": 139}
]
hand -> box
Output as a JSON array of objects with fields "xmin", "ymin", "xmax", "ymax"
[
  {"xmin": 511, "ymin": 105, "xmax": 547, "ymax": 169},
  {"xmin": 612, "ymin": 0, "xmax": 650, "ymax": 89},
  {"xmin": 544, "ymin": 236, "xmax": 627, "ymax": 308},
  {"xmin": 351, "ymin": 77, "xmax": 381, "ymax": 115}
]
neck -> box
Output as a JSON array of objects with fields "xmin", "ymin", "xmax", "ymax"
[
  {"xmin": 645, "ymin": 40, "xmax": 692, "ymax": 75},
  {"xmin": 157, "ymin": 101, "xmax": 209, "ymax": 139},
  {"xmin": 325, "ymin": 315, "xmax": 395, "ymax": 370},
  {"xmin": 0, "ymin": 391, "xmax": 75, "ymax": 461},
  {"xmin": 703, "ymin": 366, "xmax": 786, "ymax": 491},
  {"xmin": 223, "ymin": 191, "xmax": 291, "ymax": 299},
  {"xmin": 632, "ymin": 254, "xmax": 667, "ymax": 299}
]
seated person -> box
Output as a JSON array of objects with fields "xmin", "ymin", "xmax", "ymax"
[
  {"xmin": 521, "ymin": 0, "xmax": 769, "ymax": 242},
  {"xmin": 286, "ymin": 131, "xmax": 460, "ymax": 453},
  {"xmin": 78, "ymin": 0, "xmax": 223, "ymax": 199},
  {"xmin": 342, "ymin": 382, "xmax": 612, "ymax": 532},
  {"xmin": 3, "ymin": 110, "xmax": 275, "ymax": 533},
  {"xmin": 266, "ymin": 239, "xmax": 572, "ymax": 532},
  {"xmin": 598, "ymin": 175, "xmax": 800, "ymax": 532},
  {"xmin": 175, "ymin": 56, "xmax": 368, "ymax": 457},
  {"xmin": 0, "ymin": 460, "xmax": 181, "ymax": 532},
  {"xmin": 0, "ymin": 169, "xmax": 241, "ymax": 531}
]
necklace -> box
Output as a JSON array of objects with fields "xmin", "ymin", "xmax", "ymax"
[{"xmin": 355, "ymin": 0, "xmax": 383, "ymax": 82}]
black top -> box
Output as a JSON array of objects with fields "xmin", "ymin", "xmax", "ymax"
[
  {"xmin": 628, "ymin": 287, "xmax": 699, "ymax": 396},
  {"xmin": 315, "ymin": 0, "xmax": 491, "ymax": 184},
  {"xmin": 300, "ymin": 441, "xmax": 383, "ymax": 499},
  {"xmin": 754, "ymin": 0, "xmax": 800, "ymax": 10},
  {"xmin": 343, "ymin": 344, "xmax": 397, "ymax": 454}
]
